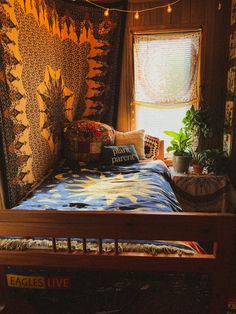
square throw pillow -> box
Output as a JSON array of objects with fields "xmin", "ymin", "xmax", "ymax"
[
  {"xmin": 144, "ymin": 134, "xmax": 160, "ymax": 160},
  {"xmin": 115, "ymin": 129, "xmax": 145, "ymax": 159},
  {"xmin": 101, "ymin": 145, "xmax": 139, "ymax": 166}
]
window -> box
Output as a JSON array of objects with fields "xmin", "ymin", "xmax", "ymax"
[{"xmin": 132, "ymin": 30, "xmax": 201, "ymax": 156}]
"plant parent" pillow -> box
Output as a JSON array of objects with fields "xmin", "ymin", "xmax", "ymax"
[{"xmin": 101, "ymin": 145, "xmax": 139, "ymax": 166}]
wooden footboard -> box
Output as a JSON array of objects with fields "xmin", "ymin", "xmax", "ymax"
[{"xmin": 0, "ymin": 210, "xmax": 235, "ymax": 314}]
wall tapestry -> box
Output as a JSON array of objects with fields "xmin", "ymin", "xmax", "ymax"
[{"xmin": 0, "ymin": 0, "xmax": 126, "ymax": 207}]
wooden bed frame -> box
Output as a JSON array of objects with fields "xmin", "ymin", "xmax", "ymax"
[{"xmin": 0, "ymin": 210, "xmax": 235, "ymax": 314}]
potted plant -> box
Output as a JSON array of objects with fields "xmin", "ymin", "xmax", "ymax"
[
  {"xmin": 164, "ymin": 128, "xmax": 192, "ymax": 173},
  {"xmin": 191, "ymin": 150, "xmax": 206, "ymax": 175},
  {"xmin": 182, "ymin": 105, "xmax": 211, "ymax": 151},
  {"xmin": 203, "ymin": 149, "xmax": 230, "ymax": 175}
]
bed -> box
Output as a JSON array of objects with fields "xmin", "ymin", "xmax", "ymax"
[{"xmin": 0, "ymin": 158, "xmax": 235, "ymax": 313}]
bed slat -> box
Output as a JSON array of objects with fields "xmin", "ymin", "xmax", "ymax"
[
  {"xmin": 83, "ymin": 238, "xmax": 87, "ymax": 253},
  {"xmin": 98, "ymin": 239, "xmax": 103, "ymax": 254},
  {"xmin": 114, "ymin": 239, "xmax": 119, "ymax": 254},
  {"xmin": 52, "ymin": 238, "xmax": 57, "ymax": 252},
  {"xmin": 67, "ymin": 238, "xmax": 72, "ymax": 253}
]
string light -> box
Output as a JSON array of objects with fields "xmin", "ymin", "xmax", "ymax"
[
  {"xmin": 83, "ymin": 0, "xmax": 181, "ymax": 16},
  {"xmin": 167, "ymin": 4, "xmax": 172, "ymax": 13},
  {"xmin": 134, "ymin": 11, "xmax": 139, "ymax": 20},
  {"xmin": 104, "ymin": 8, "xmax": 109, "ymax": 17}
]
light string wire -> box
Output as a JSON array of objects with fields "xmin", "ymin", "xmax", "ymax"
[{"xmin": 84, "ymin": 0, "xmax": 181, "ymax": 13}]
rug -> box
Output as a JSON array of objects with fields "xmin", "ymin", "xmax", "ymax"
[{"xmin": 5, "ymin": 268, "xmax": 211, "ymax": 314}]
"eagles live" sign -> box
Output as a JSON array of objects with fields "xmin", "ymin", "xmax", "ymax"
[{"xmin": 6, "ymin": 274, "xmax": 71, "ymax": 289}]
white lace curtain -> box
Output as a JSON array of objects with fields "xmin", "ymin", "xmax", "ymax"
[{"xmin": 133, "ymin": 31, "xmax": 201, "ymax": 108}]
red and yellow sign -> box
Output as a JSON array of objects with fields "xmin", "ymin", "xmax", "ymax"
[{"xmin": 6, "ymin": 274, "xmax": 71, "ymax": 289}]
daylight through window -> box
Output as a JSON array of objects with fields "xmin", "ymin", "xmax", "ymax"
[{"xmin": 132, "ymin": 30, "xmax": 201, "ymax": 156}]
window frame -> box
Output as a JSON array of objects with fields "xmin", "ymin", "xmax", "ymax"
[{"xmin": 129, "ymin": 25, "xmax": 205, "ymax": 131}]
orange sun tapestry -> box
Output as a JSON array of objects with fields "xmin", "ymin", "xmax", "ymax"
[{"xmin": 0, "ymin": 0, "xmax": 126, "ymax": 207}]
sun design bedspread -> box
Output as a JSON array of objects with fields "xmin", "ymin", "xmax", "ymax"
[
  {"xmin": 6, "ymin": 160, "xmax": 204, "ymax": 255},
  {"xmin": 14, "ymin": 160, "xmax": 182, "ymax": 213}
]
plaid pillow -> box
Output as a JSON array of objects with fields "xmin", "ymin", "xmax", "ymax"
[
  {"xmin": 144, "ymin": 134, "xmax": 160, "ymax": 160},
  {"xmin": 64, "ymin": 120, "xmax": 115, "ymax": 163}
]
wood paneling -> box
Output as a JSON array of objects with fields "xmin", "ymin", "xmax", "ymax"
[{"xmin": 171, "ymin": 0, "xmax": 191, "ymax": 24}]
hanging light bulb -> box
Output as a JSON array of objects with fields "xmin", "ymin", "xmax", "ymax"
[
  {"xmin": 134, "ymin": 11, "xmax": 139, "ymax": 20},
  {"xmin": 104, "ymin": 8, "xmax": 109, "ymax": 17},
  {"xmin": 167, "ymin": 4, "xmax": 172, "ymax": 13}
]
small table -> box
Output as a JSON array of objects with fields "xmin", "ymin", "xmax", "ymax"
[{"xmin": 169, "ymin": 167, "xmax": 236, "ymax": 213}]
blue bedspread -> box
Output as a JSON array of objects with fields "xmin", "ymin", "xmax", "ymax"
[
  {"xmin": 14, "ymin": 160, "xmax": 182, "ymax": 213},
  {"xmin": 8, "ymin": 161, "xmax": 204, "ymax": 256}
]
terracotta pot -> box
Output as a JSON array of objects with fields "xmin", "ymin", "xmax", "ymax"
[{"xmin": 192, "ymin": 163, "xmax": 204, "ymax": 175}]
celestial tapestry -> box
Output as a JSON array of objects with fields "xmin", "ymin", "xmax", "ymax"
[{"xmin": 0, "ymin": 0, "xmax": 126, "ymax": 207}]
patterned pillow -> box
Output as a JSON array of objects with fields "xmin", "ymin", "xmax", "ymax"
[
  {"xmin": 101, "ymin": 145, "xmax": 139, "ymax": 166},
  {"xmin": 115, "ymin": 129, "xmax": 145, "ymax": 159},
  {"xmin": 144, "ymin": 134, "xmax": 160, "ymax": 160},
  {"xmin": 64, "ymin": 120, "xmax": 115, "ymax": 162}
]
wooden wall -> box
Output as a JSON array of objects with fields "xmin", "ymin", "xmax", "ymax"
[
  {"xmin": 127, "ymin": 0, "xmax": 231, "ymax": 149},
  {"xmin": 226, "ymin": 0, "xmax": 236, "ymax": 188}
]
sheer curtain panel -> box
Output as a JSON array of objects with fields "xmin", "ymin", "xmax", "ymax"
[{"xmin": 133, "ymin": 31, "xmax": 201, "ymax": 108}]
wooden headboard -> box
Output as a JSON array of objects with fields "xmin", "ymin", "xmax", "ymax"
[{"xmin": 158, "ymin": 140, "xmax": 164, "ymax": 161}]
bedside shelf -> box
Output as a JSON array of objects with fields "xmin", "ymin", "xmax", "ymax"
[{"xmin": 169, "ymin": 167, "xmax": 236, "ymax": 213}]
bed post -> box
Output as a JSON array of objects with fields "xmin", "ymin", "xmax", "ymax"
[
  {"xmin": 209, "ymin": 220, "xmax": 236, "ymax": 314},
  {"xmin": 0, "ymin": 266, "xmax": 7, "ymax": 313}
]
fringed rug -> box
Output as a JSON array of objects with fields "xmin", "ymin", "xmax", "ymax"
[{"xmin": 0, "ymin": 238, "xmax": 196, "ymax": 256}]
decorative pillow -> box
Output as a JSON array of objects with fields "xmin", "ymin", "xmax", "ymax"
[
  {"xmin": 144, "ymin": 134, "xmax": 160, "ymax": 160},
  {"xmin": 101, "ymin": 145, "xmax": 139, "ymax": 166},
  {"xmin": 64, "ymin": 120, "xmax": 115, "ymax": 162},
  {"xmin": 115, "ymin": 129, "xmax": 145, "ymax": 159}
]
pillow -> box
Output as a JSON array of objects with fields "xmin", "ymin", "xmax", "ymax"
[
  {"xmin": 64, "ymin": 119, "xmax": 115, "ymax": 163},
  {"xmin": 144, "ymin": 134, "xmax": 160, "ymax": 160},
  {"xmin": 115, "ymin": 130, "xmax": 145, "ymax": 159},
  {"xmin": 101, "ymin": 145, "xmax": 139, "ymax": 166}
]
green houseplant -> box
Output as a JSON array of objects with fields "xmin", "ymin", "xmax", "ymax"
[
  {"xmin": 182, "ymin": 105, "xmax": 211, "ymax": 151},
  {"xmin": 164, "ymin": 128, "xmax": 192, "ymax": 173},
  {"xmin": 164, "ymin": 106, "xmax": 212, "ymax": 174},
  {"xmin": 203, "ymin": 149, "xmax": 230, "ymax": 175},
  {"xmin": 191, "ymin": 150, "xmax": 207, "ymax": 175}
]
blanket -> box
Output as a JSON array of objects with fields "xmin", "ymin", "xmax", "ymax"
[{"xmin": 14, "ymin": 160, "xmax": 182, "ymax": 213}]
